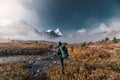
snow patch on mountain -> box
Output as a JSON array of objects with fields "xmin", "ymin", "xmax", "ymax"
[
  {"xmin": 54, "ymin": 28, "xmax": 63, "ymax": 36},
  {"xmin": 46, "ymin": 30, "xmax": 52, "ymax": 33}
]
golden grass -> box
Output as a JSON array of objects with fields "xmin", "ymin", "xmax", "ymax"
[
  {"xmin": 0, "ymin": 61, "xmax": 31, "ymax": 80},
  {"xmin": 46, "ymin": 46, "xmax": 120, "ymax": 80},
  {"xmin": 0, "ymin": 41, "xmax": 54, "ymax": 56},
  {"xmin": 1, "ymin": 40, "xmax": 120, "ymax": 80}
]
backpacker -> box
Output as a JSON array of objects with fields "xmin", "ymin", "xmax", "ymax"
[{"xmin": 59, "ymin": 45, "xmax": 69, "ymax": 58}]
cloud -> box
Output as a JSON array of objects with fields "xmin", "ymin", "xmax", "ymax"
[
  {"xmin": 65, "ymin": 18, "xmax": 120, "ymax": 43},
  {"xmin": 0, "ymin": 18, "xmax": 119, "ymax": 43},
  {"xmin": 0, "ymin": 20, "xmax": 44, "ymax": 40},
  {"xmin": 0, "ymin": 0, "xmax": 23, "ymax": 18},
  {"xmin": 0, "ymin": 0, "xmax": 24, "ymax": 26},
  {"xmin": 77, "ymin": 29, "xmax": 86, "ymax": 33},
  {"xmin": 0, "ymin": 0, "xmax": 40, "ymax": 27},
  {"xmin": 91, "ymin": 19, "xmax": 120, "ymax": 36}
]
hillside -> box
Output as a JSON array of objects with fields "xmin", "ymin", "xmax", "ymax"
[
  {"xmin": 45, "ymin": 40, "xmax": 120, "ymax": 80},
  {"xmin": 0, "ymin": 40, "xmax": 120, "ymax": 80}
]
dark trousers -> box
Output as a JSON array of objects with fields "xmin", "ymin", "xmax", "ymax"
[{"xmin": 60, "ymin": 57, "xmax": 64, "ymax": 73}]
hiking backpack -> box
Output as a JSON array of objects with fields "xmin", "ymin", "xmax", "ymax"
[{"xmin": 59, "ymin": 45, "xmax": 69, "ymax": 58}]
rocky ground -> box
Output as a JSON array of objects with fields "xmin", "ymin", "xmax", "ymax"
[
  {"xmin": 0, "ymin": 40, "xmax": 120, "ymax": 80},
  {"xmin": 0, "ymin": 53, "xmax": 72, "ymax": 80},
  {"xmin": 27, "ymin": 54, "xmax": 72, "ymax": 80}
]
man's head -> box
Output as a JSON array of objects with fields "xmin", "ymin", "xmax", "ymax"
[{"xmin": 58, "ymin": 41, "xmax": 62, "ymax": 47}]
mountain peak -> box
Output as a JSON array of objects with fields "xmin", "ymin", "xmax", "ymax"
[
  {"xmin": 46, "ymin": 29, "xmax": 53, "ymax": 32},
  {"xmin": 55, "ymin": 28, "xmax": 63, "ymax": 36},
  {"xmin": 44, "ymin": 28, "xmax": 63, "ymax": 38}
]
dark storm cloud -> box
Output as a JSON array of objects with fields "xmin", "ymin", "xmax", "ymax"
[
  {"xmin": 1, "ymin": 0, "xmax": 120, "ymax": 42},
  {"xmin": 33, "ymin": 0, "xmax": 120, "ymax": 32}
]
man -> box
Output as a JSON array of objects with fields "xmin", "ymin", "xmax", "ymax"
[{"xmin": 57, "ymin": 42, "xmax": 68, "ymax": 74}]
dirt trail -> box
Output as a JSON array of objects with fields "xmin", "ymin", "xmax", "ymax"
[
  {"xmin": 0, "ymin": 55, "xmax": 42, "ymax": 64},
  {"xmin": 27, "ymin": 54, "xmax": 72, "ymax": 80},
  {"xmin": 0, "ymin": 54, "xmax": 71, "ymax": 80}
]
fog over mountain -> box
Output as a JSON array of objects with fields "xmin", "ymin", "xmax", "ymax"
[
  {"xmin": 0, "ymin": 0, "xmax": 120, "ymax": 43},
  {"xmin": 0, "ymin": 19, "xmax": 120, "ymax": 43},
  {"xmin": 67, "ymin": 19, "xmax": 120, "ymax": 43},
  {"xmin": 0, "ymin": 20, "xmax": 40, "ymax": 40},
  {"xmin": 0, "ymin": 20, "xmax": 63, "ymax": 41}
]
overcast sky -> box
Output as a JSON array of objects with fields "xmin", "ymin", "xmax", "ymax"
[
  {"xmin": 0, "ymin": 0, "xmax": 120, "ymax": 42},
  {"xmin": 0, "ymin": 0, "xmax": 120, "ymax": 32},
  {"xmin": 32, "ymin": 0, "xmax": 120, "ymax": 33}
]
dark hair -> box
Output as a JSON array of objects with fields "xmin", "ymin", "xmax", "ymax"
[{"xmin": 58, "ymin": 42, "xmax": 62, "ymax": 47}]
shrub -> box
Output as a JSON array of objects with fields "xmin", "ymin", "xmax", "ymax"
[
  {"xmin": 0, "ymin": 61, "xmax": 31, "ymax": 80},
  {"xmin": 115, "ymin": 50, "xmax": 120, "ymax": 55},
  {"xmin": 113, "ymin": 37, "xmax": 118, "ymax": 43},
  {"xmin": 45, "ymin": 47, "xmax": 120, "ymax": 80},
  {"xmin": 105, "ymin": 37, "xmax": 110, "ymax": 42}
]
